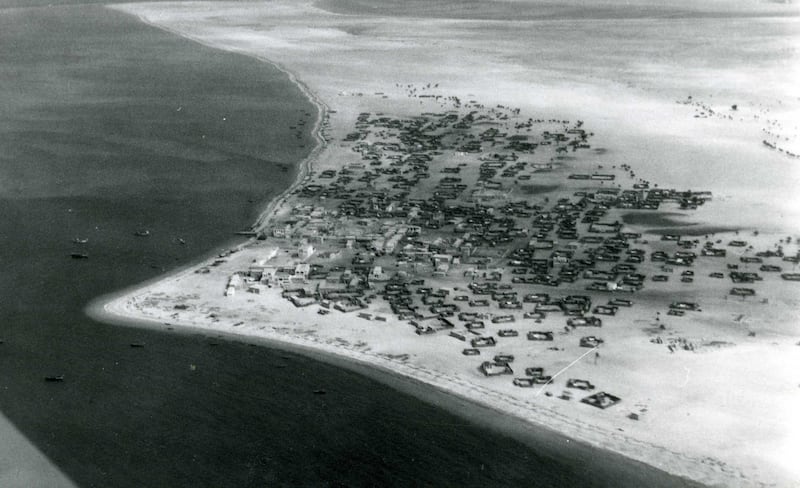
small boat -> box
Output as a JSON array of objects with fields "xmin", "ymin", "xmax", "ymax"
[
  {"xmin": 45, "ymin": 375, "xmax": 64, "ymax": 382},
  {"xmin": 130, "ymin": 342, "xmax": 146, "ymax": 348},
  {"xmin": 70, "ymin": 253, "xmax": 89, "ymax": 259},
  {"xmin": 313, "ymin": 389, "xmax": 327, "ymax": 395},
  {"xmin": 178, "ymin": 238, "xmax": 186, "ymax": 245},
  {"xmin": 72, "ymin": 238, "xmax": 89, "ymax": 244},
  {"xmin": 133, "ymin": 230, "xmax": 150, "ymax": 237}
]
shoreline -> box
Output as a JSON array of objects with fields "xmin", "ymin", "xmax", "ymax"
[
  {"xmin": 85, "ymin": 11, "xmax": 704, "ymax": 485},
  {"xmin": 86, "ymin": 297, "xmax": 705, "ymax": 488},
  {"xmin": 90, "ymin": 4, "xmax": 799, "ymax": 487},
  {"xmin": 87, "ymin": 3, "xmax": 332, "ymax": 323},
  {"xmin": 109, "ymin": 4, "xmax": 331, "ymax": 235}
]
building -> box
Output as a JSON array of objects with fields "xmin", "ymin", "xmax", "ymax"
[
  {"xmin": 272, "ymin": 223, "xmax": 292, "ymax": 238},
  {"xmin": 299, "ymin": 243, "xmax": 315, "ymax": 260},
  {"xmin": 293, "ymin": 263, "xmax": 310, "ymax": 282},
  {"xmin": 370, "ymin": 266, "xmax": 390, "ymax": 282}
]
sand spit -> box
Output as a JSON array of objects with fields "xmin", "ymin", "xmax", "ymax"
[{"xmin": 98, "ymin": 2, "xmax": 800, "ymax": 487}]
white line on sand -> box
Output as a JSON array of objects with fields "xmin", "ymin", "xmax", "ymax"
[{"xmin": 537, "ymin": 347, "xmax": 599, "ymax": 395}]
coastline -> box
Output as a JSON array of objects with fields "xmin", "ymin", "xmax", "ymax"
[
  {"xmin": 1, "ymin": 3, "xmax": 355, "ymax": 486},
  {"xmin": 85, "ymin": 3, "xmax": 332, "ymax": 320},
  {"xmin": 87, "ymin": 8, "xmax": 708, "ymax": 486},
  {"xmin": 80, "ymin": 46, "xmax": 718, "ymax": 485},
  {"xmin": 87, "ymin": 296, "xmax": 706, "ymax": 488},
  {"xmin": 90, "ymin": 3, "xmax": 800, "ymax": 487},
  {"xmin": 109, "ymin": 5, "xmax": 331, "ymax": 234}
]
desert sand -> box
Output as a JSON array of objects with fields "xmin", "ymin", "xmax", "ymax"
[{"xmin": 93, "ymin": 2, "xmax": 800, "ymax": 487}]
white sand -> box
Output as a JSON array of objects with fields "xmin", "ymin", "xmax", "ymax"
[{"xmin": 98, "ymin": 2, "xmax": 800, "ymax": 487}]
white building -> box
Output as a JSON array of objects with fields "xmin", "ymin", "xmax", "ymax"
[
  {"xmin": 294, "ymin": 263, "xmax": 310, "ymax": 280},
  {"xmin": 299, "ymin": 243, "xmax": 315, "ymax": 260},
  {"xmin": 370, "ymin": 266, "xmax": 389, "ymax": 282}
]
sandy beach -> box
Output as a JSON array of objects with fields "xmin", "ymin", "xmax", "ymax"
[{"xmin": 94, "ymin": 1, "xmax": 800, "ymax": 486}]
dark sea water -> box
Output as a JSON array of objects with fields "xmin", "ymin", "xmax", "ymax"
[{"xmin": 0, "ymin": 2, "xmax": 704, "ymax": 487}]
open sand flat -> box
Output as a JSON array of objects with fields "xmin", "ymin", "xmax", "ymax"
[{"xmin": 100, "ymin": 1, "xmax": 800, "ymax": 487}]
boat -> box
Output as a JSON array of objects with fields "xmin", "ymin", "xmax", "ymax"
[
  {"xmin": 72, "ymin": 237, "xmax": 88, "ymax": 244},
  {"xmin": 178, "ymin": 238, "xmax": 186, "ymax": 245},
  {"xmin": 313, "ymin": 389, "xmax": 327, "ymax": 395},
  {"xmin": 133, "ymin": 230, "xmax": 150, "ymax": 237},
  {"xmin": 44, "ymin": 375, "xmax": 64, "ymax": 382},
  {"xmin": 130, "ymin": 342, "xmax": 146, "ymax": 348},
  {"xmin": 70, "ymin": 253, "xmax": 89, "ymax": 259}
]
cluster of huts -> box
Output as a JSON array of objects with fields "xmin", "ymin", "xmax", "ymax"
[{"xmin": 219, "ymin": 99, "xmax": 797, "ymax": 410}]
